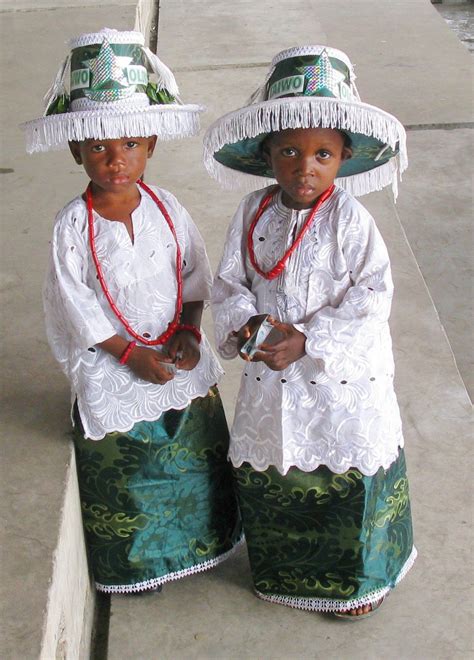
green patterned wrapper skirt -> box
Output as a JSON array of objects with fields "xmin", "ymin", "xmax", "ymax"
[
  {"xmin": 234, "ymin": 450, "xmax": 416, "ymax": 612},
  {"xmin": 73, "ymin": 387, "xmax": 242, "ymax": 593}
]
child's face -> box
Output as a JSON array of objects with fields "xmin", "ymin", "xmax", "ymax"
[
  {"xmin": 263, "ymin": 128, "xmax": 352, "ymax": 210},
  {"xmin": 69, "ymin": 136, "xmax": 157, "ymax": 195}
]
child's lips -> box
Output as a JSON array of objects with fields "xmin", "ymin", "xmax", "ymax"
[
  {"xmin": 294, "ymin": 182, "xmax": 315, "ymax": 196},
  {"xmin": 109, "ymin": 174, "xmax": 130, "ymax": 184}
]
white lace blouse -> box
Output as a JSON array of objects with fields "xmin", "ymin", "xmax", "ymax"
[
  {"xmin": 44, "ymin": 184, "xmax": 223, "ymax": 440},
  {"xmin": 211, "ymin": 186, "xmax": 404, "ymax": 476}
]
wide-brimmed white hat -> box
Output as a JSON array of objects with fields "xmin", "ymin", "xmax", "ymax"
[
  {"xmin": 23, "ymin": 28, "xmax": 203, "ymax": 153},
  {"xmin": 203, "ymin": 45, "xmax": 407, "ymax": 198}
]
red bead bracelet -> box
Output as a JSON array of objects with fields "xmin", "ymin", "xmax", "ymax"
[
  {"xmin": 119, "ymin": 341, "xmax": 137, "ymax": 365},
  {"xmin": 175, "ymin": 324, "xmax": 202, "ymax": 344}
]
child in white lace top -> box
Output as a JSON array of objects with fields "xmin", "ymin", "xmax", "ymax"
[
  {"xmin": 23, "ymin": 28, "xmax": 241, "ymax": 594},
  {"xmin": 205, "ymin": 45, "xmax": 415, "ymax": 618}
]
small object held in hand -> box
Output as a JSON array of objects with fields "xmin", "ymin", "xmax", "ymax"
[
  {"xmin": 162, "ymin": 349, "xmax": 183, "ymax": 374},
  {"xmin": 241, "ymin": 315, "xmax": 283, "ymax": 358}
]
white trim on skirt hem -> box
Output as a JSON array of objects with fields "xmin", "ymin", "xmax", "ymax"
[
  {"xmin": 95, "ymin": 535, "xmax": 245, "ymax": 594},
  {"xmin": 255, "ymin": 545, "xmax": 417, "ymax": 613}
]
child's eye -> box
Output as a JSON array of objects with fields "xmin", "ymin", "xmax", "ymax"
[
  {"xmin": 126, "ymin": 141, "xmax": 139, "ymax": 149},
  {"xmin": 317, "ymin": 150, "xmax": 332, "ymax": 159},
  {"xmin": 281, "ymin": 147, "xmax": 297, "ymax": 157},
  {"xmin": 91, "ymin": 145, "xmax": 105, "ymax": 153}
]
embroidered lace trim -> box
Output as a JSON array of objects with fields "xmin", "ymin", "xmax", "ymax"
[
  {"xmin": 95, "ymin": 536, "xmax": 245, "ymax": 594},
  {"xmin": 70, "ymin": 29, "xmax": 144, "ymax": 49},
  {"xmin": 255, "ymin": 546, "xmax": 417, "ymax": 612},
  {"xmin": 271, "ymin": 45, "xmax": 353, "ymax": 73}
]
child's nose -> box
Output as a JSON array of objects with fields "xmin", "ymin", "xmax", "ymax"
[
  {"xmin": 107, "ymin": 149, "xmax": 126, "ymax": 168},
  {"xmin": 297, "ymin": 155, "xmax": 316, "ymax": 175}
]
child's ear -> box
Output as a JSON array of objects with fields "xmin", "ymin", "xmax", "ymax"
[
  {"xmin": 69, "ymin": 141, "xmax": 82, "ymax": 165},
  {"xmin": 147, "ymin": 136, "xmax": 158, "ymax": 158},
  {"xmin": 342, "ymin": 146, "xmax": 353, "ymax": 162}
]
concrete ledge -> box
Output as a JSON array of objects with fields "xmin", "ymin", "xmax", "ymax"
[
  {"xmin": 40, "ymin": 448, "xmax": 95, "ymax": 660},
  {"xmin": 0, "ymin": 4, "xmax": 136, "ymax": 658}
]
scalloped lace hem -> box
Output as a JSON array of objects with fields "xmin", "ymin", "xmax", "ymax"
[
  {"xmin": 95, "ymin": 535, "xmax": 244, "ymax": 594},
  {"xmin": 77, "ymin": 374, "xmax": 224, "ymax": 441},
  {"xmin": 255, "ymin": 545, "xmax": 417, "ymax": 612},
  {"xmin": 229, "ymin": 442, "xmax": 404, "ymax": 478}
]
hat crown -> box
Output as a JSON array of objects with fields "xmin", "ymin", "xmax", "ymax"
[
  {"xmin": 41, "ymin": 27, "xmax": 180, "ymax": 117},
  {"xmin": 70, "ymin": 35, "xmax": 149, "ymax": 105},
  {"xmin": 23, "ymin": 27, "xmax": 204, "ymax": 153},
  {"xmin": 265, "ymin": 46, "xmax": 357, "ymax": 103}
]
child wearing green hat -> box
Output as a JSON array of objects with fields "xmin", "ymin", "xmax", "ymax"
[
  {"xmin": 206, "ymin": 45, "xmax": 415, "ymax": 618},
  {"xmin": 23, "ymin": 28, "xmax": 241, "ymax": 594}
]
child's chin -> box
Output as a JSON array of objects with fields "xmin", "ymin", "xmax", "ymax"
[{"xmin": 287, "ymin": 194, "xmax": 319, "ymax": 209}]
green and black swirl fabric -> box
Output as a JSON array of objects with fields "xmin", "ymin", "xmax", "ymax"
[
  {"xmin": 234, "ymin": 450, "xmax": 415, "ymax": 611},
  {"xmin": 73, "ymin": 387, "xmax": 242, "ymax": 593}
]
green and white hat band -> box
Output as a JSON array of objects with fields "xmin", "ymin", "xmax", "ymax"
[
  {"xmin": 68, "ymin": 40, "xmax": 149, "ymax": 106},
  {"xmin": 23, "ymin": 28, "xmax": 204, "ymax": 153},
  {"xmin": 266, "ymin": 47, "xmax": 356, "ymax": 102},
  {"xmin": 203, "ymin": 45, "xmax": 407, "ymax": 199}
]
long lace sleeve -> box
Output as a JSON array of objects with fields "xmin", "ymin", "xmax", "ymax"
[
  {"xmin": 43, "ymin": 210, "xmax": 116, "ymax": 374},
  {"xmin": 296, "ymin": 206, "xmax": 394, "ymax": 380},
  {"xmin": 211, "ymin": 198, "xmax": 259, "ymax": 359},
  {"xmin": 179, "ymin": 207, "xmax": 213, "ymax": 304}
]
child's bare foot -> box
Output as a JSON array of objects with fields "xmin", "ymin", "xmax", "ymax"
[
  {"xmin": 334, "ymin": 596, "xmax": 385, "ymax": 620},
  {"xmin": 346, "ymin": 603, "xmax": 375, "ymax": 616}
]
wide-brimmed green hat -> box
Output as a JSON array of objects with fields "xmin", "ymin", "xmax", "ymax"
[
  {"xmin": 203, "ymin": 46, "xmax": 407, "ymax": 198},
  {"xmin": 23, "ymin": 28, "xmax": 204, "ymax": 153}
]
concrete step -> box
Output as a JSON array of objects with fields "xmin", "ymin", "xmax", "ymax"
[{"xmin": 0, "ymin": 4, "xmax": 137, "ymax": 659}]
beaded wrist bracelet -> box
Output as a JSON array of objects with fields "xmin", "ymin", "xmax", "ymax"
[
  {"xmin": 175, "ymin": 324, "xmax": 202, "ymax": 344},
  {"xmin": 119, "ymin": 341, "xmax": 137, "ymax": 365}
]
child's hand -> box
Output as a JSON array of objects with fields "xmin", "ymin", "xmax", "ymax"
[
  {"xmin": 127, "ymin": 346, "xmax": 175, "ymax": 384},
  {"xmin": 166, "ymin": 329, "xmax": 201, "ymax": 371},
  {"xmin": 236, "ymin": 314, "xmax": 269, "ymax": 361},
  {"xmin": 252, "ymin": 319, "xmax": 306, "ymax": 371}
]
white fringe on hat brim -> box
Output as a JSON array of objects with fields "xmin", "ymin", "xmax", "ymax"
[
  {"xmin": 23, "ymin": 104, "xmax": 204, "ymax": 153},
  {"xmin": 203, "ymin": 96, "xmax": 407, "ymax": 199}
]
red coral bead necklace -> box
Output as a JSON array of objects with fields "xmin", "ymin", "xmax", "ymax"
[
  {"xmin": 86, "ymin": 179, "xmax": 184, "ymax": 346},
  {"xmin": 247, "ymin": 184, "xmax": 335, "ymax": 279}
]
